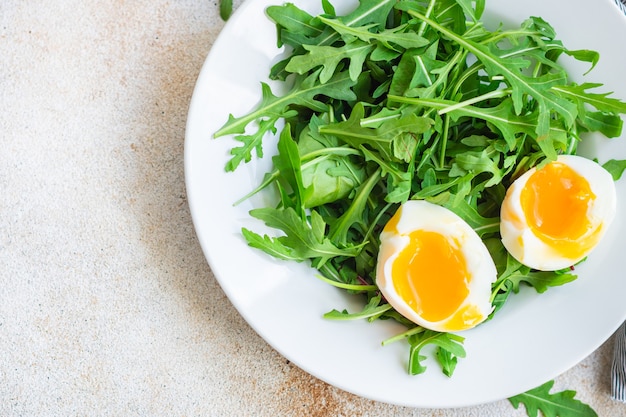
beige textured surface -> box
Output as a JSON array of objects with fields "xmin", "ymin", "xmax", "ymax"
[{"xmin": 1, "ymin": 0, "xmax": 625, "ymax": 415}]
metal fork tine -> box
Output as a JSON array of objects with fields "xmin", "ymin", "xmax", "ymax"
[{"xmin": 611, "ymin": 322, "xmax": 626, "ymax": 401}]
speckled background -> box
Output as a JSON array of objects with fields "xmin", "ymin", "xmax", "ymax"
[{"xmin": 1, "ymin": 0, "xmax": 625, "ymax": 415}]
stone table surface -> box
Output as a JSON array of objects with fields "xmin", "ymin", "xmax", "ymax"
[{"xmin": 1, "ymin": 0, "xmax": 625, "ymax": 415}]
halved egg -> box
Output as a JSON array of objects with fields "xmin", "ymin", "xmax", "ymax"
[
  {"xmin": 500, "ymin": 154, "xmax": 616, "ymax": 271},
  {"xmin": 376, "ymin": 200, "xmax": 497, "ymax": 332}
]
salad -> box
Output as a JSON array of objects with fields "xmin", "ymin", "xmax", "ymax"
[{"xmin": 213, "ymin": 0, "xmax": 626, "ymax": 379}]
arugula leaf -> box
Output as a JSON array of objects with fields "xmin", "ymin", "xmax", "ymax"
[
  {"xmin": 436, "ymin": 346, "xmax": 459, "ymax": 377},
  {"xmin": 321, "ymin": 0, "xmax": 335, "ymax": 16},
  {"xmin": 266, "ymin": 3, "xmax": 324, "ymax": 48},
  {"xmin": 273, "ymin": 124, "xmax": 306, "ymax": 218},
  {"xmin": 324, "ymin": 0, "xmax": 395, "ymax": 37},
  {"xmin": 319, "ymin": 103, "xmax": 396, "ymax": 162},
  {"xmin": 225, "ymin": 116, "xmax": 279, "ymax": 172},
  {"xmin": 454, "ymin": 0, "xmax": 485, "ymax": 21},
  {"xmin": 245, "ymin": 207, "xmax": 362, "ymax": 263},
  {"xmin": 286, "ymin": 40, "xmax": 375, "ymax": 83},
  {"xmin": 323, "ymin": 294, "xmax": 392, "ymax": 321},
  {"xmin": 319, "ymin": 102, "xmax": 432, "ymax": 163},
  {"xmin": 426, "ymin": 192, "xmax": 500, "ymax": 237},
  {"xmin": 241, "ymin": 227, "xmax": 299, "ymax": 262},
  {"xmin": 407, "ymin": 330, "xmax": 466, "ymax": 375},
  {"xmin": 391, "ymin": 88, "xmax": 570, "ymax": 160},
  {"xmin": 215, "ymin": 69, "xmax": 358, "ymax": 162},
  {"xmin": 509, "ymin": 380, "xmax": 598, "ymax": 417},
  {"xmin": 318, "ymin": 16, "xmax": 429, "ymax": 51},
  {"xmin": 268, "ymin": 0, "xmax": 396, "ymax": 79},
  {"xmin": 579, "ymin": 111, "xmax": 624, "ymax": 138},
  {"xmin": 219, "ymin": 0, "xmax": 232, "ymax": 21},
  {"xmin": 553, "ymin": 83, "xmax": 626, "ymax": 114},
  {"xmin": 410, "ymin": 11, "xmax": 577, "ymax": 138},
  {"xmin": 507, "ymin": 269, "xmax": 578, "ymax": 294},
  {"xmin": 602, "ymin": 159, "xmax": 626, "ymax": 180},
  {"xmin": 488, "ymin": 248, "xmax": 578, "ymax": 317},
  {"xmin": 328, "ymin": 168, "xmax": 381, "ymax": 246}
]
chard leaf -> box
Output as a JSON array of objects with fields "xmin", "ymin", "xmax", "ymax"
[{"xmin": 509, "ymin": 380, "xmax": 598, "ymax": 417}]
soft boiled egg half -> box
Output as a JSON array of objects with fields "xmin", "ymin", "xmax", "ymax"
[
  {"xmin": 500, "ymin": 154, "xmax": 616, "ymax": 271},
  {"xmin": 376, "ymin": 200, "xmax": 497, "ymax": 332}
]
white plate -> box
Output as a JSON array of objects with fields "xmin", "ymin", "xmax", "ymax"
[{"xmin": 185, "ymin": 0, "xmax": 626, "ymax": 408}]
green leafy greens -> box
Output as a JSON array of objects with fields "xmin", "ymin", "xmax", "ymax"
[
  {"xmin": 219, "ymin": 0, "xmax": 233, "ymax": 21},
  {"xmin": 214, "ymin": 0, "xmax": 626, "ymax": 383},
  {"xmin": 509, "ymin": 380, "xmax": 598, "ymax": 417}
]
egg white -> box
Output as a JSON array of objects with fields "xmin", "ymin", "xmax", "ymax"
[
  {"xmin": 500, "ymin": 154, "xmax": 616, "ymax": 271},
  {"xmin": 376, "ymin": 200, "xmax": 497, "ymax": 332}
]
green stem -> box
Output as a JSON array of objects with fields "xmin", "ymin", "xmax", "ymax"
[
  {"xmin": 438, "ymin": 88, "xmax": 512, "ymax": 115},
  {"xmin": 418, "ymin": 0, "xmax": 437, "ymax": 37},
  {"xmin": 382, "ymin": 326, "xmax": 425, "ymax": 346},
  {"xmin": 438, "ymin": 114, "xmax": 450, "ymax": 168},
  {"xmin": 490, "ymin": 276, "xmax": 512, "ymax": 303},
  {"xmin": 315, "ymin": 273, "xmax": 378, "ymax": 292}
]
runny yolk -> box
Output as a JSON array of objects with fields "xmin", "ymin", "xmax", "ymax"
[
  {"xmin": 383, "ymin": 206, "xmax": 402, "ymax": 234},
  {"xmin": 391, "ymin": 230, "xmax": 469, "ymax": 323},
  {"xmin": 520, "ymin": 161, "xmax": 600, "ymax": 258}
]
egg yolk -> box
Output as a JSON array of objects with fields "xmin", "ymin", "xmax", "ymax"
[
  {"xmin": 391, "ymin": 230, "xmax": 470, "ymax": 323},
  {"xmin": 520, "ymin": 161, "xmax": 601, "ymax": 258}
]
